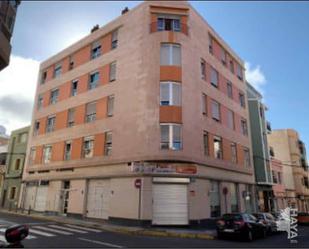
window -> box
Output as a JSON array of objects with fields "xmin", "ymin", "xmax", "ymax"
[
  {"xmin": 111, "ymin": 30, "xmax": 118, "ymax": 49},
  {"xmin": 272, "ymin": 170, "xmax": 278, "ymax": 184},
  {"xmin": 221, "ymin": 48, "xmax": 227, "ymax": 65},
  {"xmin": 19, "ymin": 133, "xmax": 27, "ymax": 143},
  {"xmin": 160, "ymin": 82, "xmax": 181, "ymax": 106},
  {"xmin": 269, "ymin": 147, "xmax": 275, "ymax": 157},
  {"xmin": 89, "ymin": 72, "xmax": 99, "ymax": 90},
  {"xmin": 243, "ymin": 148, "xmax": 251, "ymax": 167},
  {"xmin": 9, "ymin": 187, "xmax": 16, "ymax": 200},
  {"xmin": 85, "ymin": 102, "xmax": 96, "ymax": 123},
  {"xmin": 50, "ymin": 89, "xmax": 59, "ymax": 104},
  {"xmin": 46, "ymin": 116, "xmax": 56, "ymax": 133},
  {"xmin": 54, "ymin": 63, "xmax": 62, "ymax": 78},
  {"xmin": 15, "ymin": 159, "xmax": 21, "ymax": 170},
  {"xmin": 104, "ymin": 131, "xmax": 112, "ymax": 156},
  {"xmin": 211, "ymin": 100, "xmax": 220, "ymax": 122},
  {"xmin": 229, "ymin": 60, "xmax": 234, "ymax": 74},
  {"xmin": 278, "ymin": 172, "xmax": 282, "ymax": 184},
  {"xmin": 37, "ymin": 95, "xmax": 43, "ymax": 110},
  {"xmin": 210, "ymin": 181, "xmax": 220, "ymax": 217},
  {"xmin": 230, "ymin": 183, "xmax": 239, "ymax": 212},
  {"xmin": 43, "ymin": 145, "xmax": 52, "ymax": 164},
  {"xmin": 157, "ymin": 17, "xmax": 181, "ymax": 32},
  {"xmin": 209, "ymin": 35, "xmax": 213, "ymax": 54},
  {"xmin": 226, "ymin": 109, "xmax": 234, "ymax": 130},
  {"xmin": 202, "ymin": 93, "xmax": 207, "ymax": 115},
  {"xmin": 64, "ymin": 141, "xmax": 72, "ymax": 160},
  {"xmin": 239, "ymin": 92, "xmax": 246, "ymax": 108},
  {"xmin": 213, "ymin": 136, "xmax": 223, "ymax": 159},
  {"xmin": 67, "ymin": 108, "xmax": 75, "ymax": 127},
  {"xmin": 201, "ymin": 59, "xmax": 206, "ymax": 80},
  {"xmin": 29, "ymin": 147, "xmax": 36, "ymax": 165},
  {"xmin": 203, "ymin": 131, "xmax": 209, "ymax": 156},
  {"xmin": 237, "ymin": 64, "xmax": 243, "ymax": 80},
  {"xmin": 107, "ymin": 95, "xmax": 114, "ymax": 117},
  {"xmin": 241, "ymin": 119, "xmax": 248, "ymax": 136},
  {"xmin": 231, "ymin": 143, "xmax": 237, "ymax": 163},
  {"xmin": 34, "ymin": 121, "xmax": 40, "ymax": 136},
  {"xmin": 91, "ymin": 40, "xmax": 101, "ymax": 59},
  {"xmin": 160, "ymin": 43, "xmax": 181, "ymax": 65},
  {"xmin": 210, "ymin": 67, "xmax": 219, "ymax": 87},
  {"xmin": 41, "ymin": 71, "xmax": 47, "ymax": 84},
  {"xmin": 160, "ymin": 124, "xmax": 182, "ymax": 150},
  {"xmin": 83, "ymin": 137, "xmax": 94, "ymax": 158},
  {"xmin": 109, "ymin": 62, "xmax": 116, "ymax": 82},
  {"xmin": 71, "ymin": 80, "xmax": 78, "ymax": 96},
  {"xmin": 69, "ymin": 55, "xmax": 74, "ymax": 70},
  {"xmin": 227, "ymin": 81, "xmax": 233, "ymax": 99}
]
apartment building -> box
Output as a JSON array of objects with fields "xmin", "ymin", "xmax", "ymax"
[
  {"xmin": 268, "ymin": 129, "xmax": 309, "ymax": 212},
  {"xmin": 270, "ymin": 158, "xmax": 286, "ymax": 211},
  {"xmin": 247, "ymin": 82, "xmax": 274, "ymax": 212},
  {"xmin": 0, "ymin": 0, "xmax": 21, "ymax": 71},
  {"xmin": 21, "ymin": 1, "xmax": 255, "ymax": 226},
  {"xmin": 1, "ymin": 126, "xmax": 29, "ymax": 209}
]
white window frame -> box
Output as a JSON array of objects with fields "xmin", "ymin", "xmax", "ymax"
[
  {"xmin": 160, "ymin": 81, "xmax": 181, "ymax": 106},
  {"xmin": 43, "ymin": 145, "xmax": 52, "ymax": 164},
  {"xmin": 160, "ymin": 43, "xmax": 181, "ymax": 66},
  {"xmin": 160, "ymin": 123, "xmax": 182, "ymax": 150}
]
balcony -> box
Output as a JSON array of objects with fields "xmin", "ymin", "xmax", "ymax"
[{"xmin": 150, "ymin": 21, "xmax": 188, "ymax": 35}]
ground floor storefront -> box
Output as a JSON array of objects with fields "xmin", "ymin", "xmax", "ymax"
[{"xmin": 20, "ymin": 162, "xmax": 256, "ymax": 226}]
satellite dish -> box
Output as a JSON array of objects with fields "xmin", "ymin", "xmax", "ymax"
[{"xmin": 0, "ymin": 125, "xmax": 6, "ymax": 135}]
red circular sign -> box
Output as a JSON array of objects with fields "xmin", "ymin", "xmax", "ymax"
[{"xmin": 135, "ymin": 179, "xmax": 142, "ymax": 188}]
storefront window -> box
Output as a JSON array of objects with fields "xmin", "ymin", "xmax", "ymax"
[{"xmin": 210, "ymin": 181, "xmax": 220, "ymax": 217}]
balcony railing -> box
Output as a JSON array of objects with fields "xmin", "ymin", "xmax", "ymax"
[{"xmin": 150, "ymin": 22, "xmax": 188, "ymax": 35}]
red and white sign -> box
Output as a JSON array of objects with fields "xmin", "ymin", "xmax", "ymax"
[{"xmin": 134, "ymin": 179, "xmax": 142, "ymax": 189}]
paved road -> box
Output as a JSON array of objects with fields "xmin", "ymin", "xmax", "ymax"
[{"xmin": 0, "ymin": 211, "xmax": 308, "ymax": 248}]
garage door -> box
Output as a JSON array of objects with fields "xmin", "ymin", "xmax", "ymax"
[
  {"xmin": 24, "ymin": 185, "xmax": 36, "ymax": 210},
  {"xmin": 153, "ymin": 184, "xmax": 188, "ymax": 225},
  {"xmin": 86, "ymin": 180, "xmax": 110, "ymax": 219},
  {"xmin": 34, "ymin": 186, "xmax": 48, "ymax": 212}
]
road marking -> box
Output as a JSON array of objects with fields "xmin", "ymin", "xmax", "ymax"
[
  {"xmin": 34, "ymin": 226, "xmax": 72, "ymax": 235},
  {"xmin": 48, "ymin": 225, "xmax": 88, "ymax": 234},
  {"xmin": 65, "ymin": 224, "xmax": 101, "ymax": 233},
  {"xmin": 78, "ymin": 237, "xmax": 123, "ymax": 248},
  {"xmin": 0, "ymin": 235, "xmax": 6, "ymax": 242},
  {"xmin": 29, "ymin": 228, "xmax": 55, "ymax": 237}
]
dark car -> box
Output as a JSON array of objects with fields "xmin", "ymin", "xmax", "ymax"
[
  {"xmin": 216, "ymin": 213, "xmax": 267, "ymax": 241},
  {"xmin": 252, "ymin": 212, "xmax": 277, "ymax": 234},
  {"xmin": 298, "ymin": 212, "xmax": 309, "ymax": 225}
]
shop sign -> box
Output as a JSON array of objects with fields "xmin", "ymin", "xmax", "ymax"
[{"xmin": 130, "ymin": 162, "xmax": 197, "ymax": 175}]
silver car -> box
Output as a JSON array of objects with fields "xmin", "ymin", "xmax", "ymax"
[{"xmin": 252, "ymin": 212, "xmax": 277, "ymax": 234}]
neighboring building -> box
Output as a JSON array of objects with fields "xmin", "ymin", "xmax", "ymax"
[
  {"xmin": 21, "ymin": 1, "xmax": 255, "ymax": 226},
  {"xmin": 0, "ymin": 134, "xmax": 9, "ymax": 204},
  {"xmin": 247, "ymin": 82, "xmax": 274, "ymax": 212},
  {"xmin": 1, "ymin": 126, "xmax": 29, "ymax": 209},
  {"xmin": 0, "ymin": 0, "xmax": 21, "ymax": 71},
  {"xmin": 270, "ymin": 158, "xmax": 286, "ymax": 211},
  {"xmin": 268, "ymin": 129, "xmax": 309, "ymax": 212}
]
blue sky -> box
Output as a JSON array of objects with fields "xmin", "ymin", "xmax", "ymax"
[{"xmin": 1, "ymin": 1, "xmax": 309, "ymax": 146}]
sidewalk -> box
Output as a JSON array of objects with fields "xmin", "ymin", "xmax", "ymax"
[{"xmin": 0, "ymin": 209, "xmax": 216, "ymax": 240}]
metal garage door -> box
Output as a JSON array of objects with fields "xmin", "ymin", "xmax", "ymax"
[
  {"xmin": 86, "ymin": 180, "xmax": 110, "ymax": 219},
  {"xmin": 24, "ymin": 185, "xmax": 36, "ymax": 210},
  {"xmin": 152, "ymin": 183, "xmax": 188, "ymax": 225},
  {"xmin": 34, "ymin": 186, "xmax": 48, "ymax": 212}
]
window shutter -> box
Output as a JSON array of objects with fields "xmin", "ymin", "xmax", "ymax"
[
  {"xmin": 160, "ymin": 44, "xmax": 170, "ymax": 65},
  {"xmin": 172, "ymin": 83, "xmax": 181, "ymax": 106},
  {"xmin": 172, "ymin": 45, "xmax": 181, "ymax": 65},
  {"xmin": 86, "ymin": 102, "xmax": 96, "ymax": 115}
]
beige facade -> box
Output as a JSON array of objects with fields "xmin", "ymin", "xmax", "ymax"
[
  {"xmin": 21, "ymin": 1, "xmax": 256, "ymax": 225},
  {"xmin": 268, "ymin": 129, "xmax": 309, "ymax": 212}
]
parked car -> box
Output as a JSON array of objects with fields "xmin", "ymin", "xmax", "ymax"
[
  {"xmin": 298, "ymin": 212, "xmax": 309, "ymax": 225},
  {"xmin": 252, "ymin": 212, "xmax": 277, "ymax": 233},
  {"xmin": 216, "ymin": 213, "xmax": 267, "ymax": 241}
]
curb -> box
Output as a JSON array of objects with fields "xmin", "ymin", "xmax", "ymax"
[{"xmin": 0, "ymin": 210, "xmax": 215, "ymax": 240}]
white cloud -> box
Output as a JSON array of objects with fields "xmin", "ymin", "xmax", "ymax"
[
  {"xmin": 245, "ymin": 62, "xmax": 266, "ymax": 94},
  {"xmin": 0, "ymin": 55, "xmax": 40, "ymax": 134}
]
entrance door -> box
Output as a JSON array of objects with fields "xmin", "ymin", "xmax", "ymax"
[
  {"xmin": 34, "ymin": 186, "xmax": 48, "ymax": 212},
  {"xmin": 152, "ymin": 183, "xmax": 188, "ymax": 225},
  {"xmin": 24, "ymin": 185, "xmax": 36, "ymax": 210}
]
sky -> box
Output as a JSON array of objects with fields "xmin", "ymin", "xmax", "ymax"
[{"xmin": 0, "ymin": 1, "xmax": 309, "ymax": 146}]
